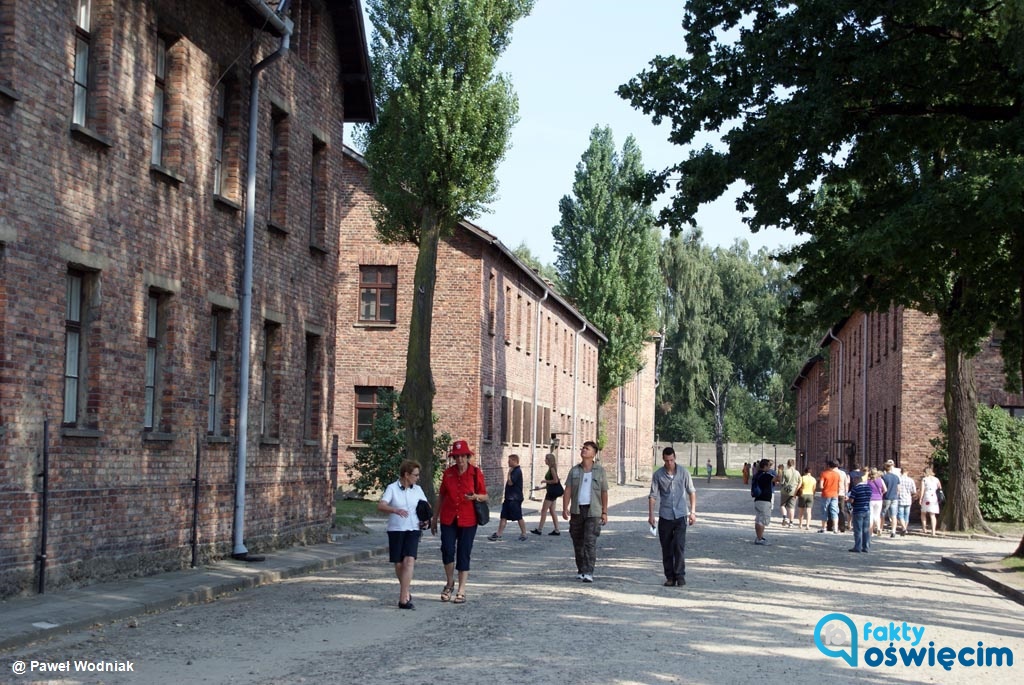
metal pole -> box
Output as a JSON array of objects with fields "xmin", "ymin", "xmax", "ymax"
[
  {"xmin": 36, "ymin": 419, "xmax": 49, "ymax": 594},
  {"xmin": 191, "ymin": 434, "xmax": 202, "ymax": 568}
]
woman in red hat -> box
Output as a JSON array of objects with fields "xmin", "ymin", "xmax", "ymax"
[{"xmin": 431, "ymin": 439, "xmax": 487, "ymax": 604}]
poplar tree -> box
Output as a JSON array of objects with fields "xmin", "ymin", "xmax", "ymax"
[
  {"xmin": 552, "ymin": 127, "xmax": 660, "ymax": 405},
  {"xmin": 364, "ymin": 0, "xmax": 534, "ymax": 501}
]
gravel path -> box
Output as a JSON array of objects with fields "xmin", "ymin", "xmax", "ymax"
[{"xmin": 5, "ymin": 480, "xmax": 1023, "ymax": 684}]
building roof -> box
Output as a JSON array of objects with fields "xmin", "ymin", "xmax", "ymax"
[
  {"xmin": 789, "ymin": 354, "xmax": 825, "ymax": 392},
  {"xmin": 342, "ymin": 144, "xmax": 607, "ymax": 343},
  {"xmin": 240, "ymin": 0, "xmax": 375, "ymax": 123}
]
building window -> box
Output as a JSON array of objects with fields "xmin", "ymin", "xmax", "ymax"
[
  {"xmin": 512, "ymin": 399, "xmax": 522, "ymax": 445},
  {"xmin": 504, "ymin": 286, "xmax": 512, "ymax": 343},
  {"xmin": 72, "ymin": 0, "xmax": 92, "ymax": 127},
  {"xmin": 151, "ymin": 37, "xmax": 166, "ymax": 165},
  {"xmin": 268, "ymin": 106, "xmax": 289, "ymax": 228},
  {"xmin": 483, "ymin": 394, "xmax": 494, "ymax": 442},
  {"xmin": 144, "ymin": 290, "xmax": 168, "ymax": 431},
  {"xmin": 260, "ymin": 322, "xmax": 280, "ymax": 438},
  {"xmin": 516, "ymin": 293, "xmax": 522, "ymax": 349},
  {"xmin": 355, "ymin": 386, "xmax": 390, "ymax": 442},
  {"xmin": 207, "ymin": 310, "xmax": 226, "ymax": 435},
  {"xmin": 309, "ymin": 136, "xmax": 327, "ymax": 248},
  {"xmin": 359, "ymin": 266, "xmax": 396, "ymax": 323},
  {"xmin": 487, "ymin": 271, "xmax": 496, "ymax": 336},
  {"xmin": 523, "ymin": 400, "xmax": 533, "ymax": 445},
  {"xmin": 0, "ymin": 0, "xmax": 15, "ymax": 94},
  {"xmin": 63, "ymin": 271, "xmax": 92, "ymax": 425},
  {"xmin": 303, "ymin": 333, "xmax": 321, "ymax": 440},
  {"xmin": 501, "ymin": 396, "xmax": 510, "ymax": 444},
  {"xmin": 290, "ymin": 0, "xmax": 319, "ymax": 66},
  {"xmin": 525, "ymin": 300, "xmax": 532, "ymax": 354}
]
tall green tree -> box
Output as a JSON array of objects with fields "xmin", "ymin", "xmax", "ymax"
[
  {"xmin": 620, "ymin": 1, "xmax": 1024, "ymax": 532},
  {"xmin": 553, "ymin": 127, "xmax": 660, "ymax": 403},
  {"xmin": 512, "ymin": 242, "xmax": 562, "ymax": 293},
  {"xmin": 365, "ymin": 0, "xmax": 534, "ymax": 501}
]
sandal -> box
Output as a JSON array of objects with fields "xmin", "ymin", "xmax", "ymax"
[
  {"xmin": 441, "ymin": 584, "xmax": 454, "ymax": 602},
  {"xmin": 453, "ymin": 592, "xmax": 466, "ymax": 604}
]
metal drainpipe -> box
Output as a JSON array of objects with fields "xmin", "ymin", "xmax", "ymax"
[
  {"xmin": 828, "ymin": 328, "xmax": 844, "ymax": 464},
  {"xmin": 529, "ymin": 289, "xmax": 549, "ymax": 490},
  {"xmin": 571, "ymin": 322, "xmax": 588, "ymax": 457},
  {"xmin": 861, "ymin": 315, "xmax": 868, "ymax": 464},
  {"xmin": 233, "ymin": 1, "xmax": 292, "ymax": 559}
]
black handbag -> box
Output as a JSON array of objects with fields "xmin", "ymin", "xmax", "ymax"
[
  {"xmin": 416, "ymin": 499, "xmax": 433, "ymax": 523},
  {"xmin": 937, "ymin": 488, "xmax": 946, "ymax": 506},
  {"xmin": 473, "ymin": 465, "xmax": 490, "ymax": 525}
]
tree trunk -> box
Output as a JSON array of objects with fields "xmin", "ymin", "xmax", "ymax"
[
  {"xmin": 710, "ymin": 385, "xmax": 727, "ymax": 476},
  {"xmin": 1014, "ymin": 533, "xmax": 1024, "ymax": 557},
  {"xmin": 939, "ymin": 337, "xmax": 991, "ymax": 533},
  {"xmin": 400, "ymin": 213, "xmax": 441, "ymax": 504}
]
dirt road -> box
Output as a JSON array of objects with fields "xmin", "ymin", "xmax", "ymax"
[{"xmin": 5, "ymin": 481, "xmax": 1023, "ymax": 684}]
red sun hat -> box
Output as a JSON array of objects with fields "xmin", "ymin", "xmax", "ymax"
[{"xmin": 449, "ymin": 439, "xmax": 474, "ymax": 456}]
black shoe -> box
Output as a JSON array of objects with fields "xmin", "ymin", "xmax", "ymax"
[
  {"xmin": 398, "ymin": 600, "xmax": 415, "ymax": 610},
  {"xmin": 530, "ymin": 529, "xmax": 542, "ymax": 535},
  {"xmin": 664, "ymin": 579, "xmax": 676, "ymax": 587},
  {"xmin": 676, "ymin": 578, "xmax": 686, "ymax": 586},
  {"xmin": 549, "ymin": 530, "xmax": 561, "ymax": 536}
]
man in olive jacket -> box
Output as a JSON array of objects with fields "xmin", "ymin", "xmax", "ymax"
[{"xmin": 562, "ymin": 441, "xmax": 609, "ymax": 583}]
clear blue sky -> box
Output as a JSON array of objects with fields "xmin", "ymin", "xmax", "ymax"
[{"xmin": 351, "ymin": 1, "xmax": 800, "ymax": 266}]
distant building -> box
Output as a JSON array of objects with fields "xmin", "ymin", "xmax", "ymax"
[
  {"xmin": 334, "ymin": 146, "xmax": 606, "ymax": 490},
  {"xmin": 0, "ymin": 0, "xmax": 373, "ymax": 597},
  {"xmin": 791, "ymin": 307, "xmax": 1024, "ymax": 478}
]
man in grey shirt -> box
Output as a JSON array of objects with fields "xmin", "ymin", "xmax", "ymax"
[{"xmin": 647, "ymin": 446, "xmax": 697, "ymax": 586}]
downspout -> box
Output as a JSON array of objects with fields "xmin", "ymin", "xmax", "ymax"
[
  {"xmin": 828, "ymin": 329, "xmax": 844, "ymax": 464},
  {"xmin": 529, "ymin": 289, "xmax": 549, "ymax": 490},
  {"xmin": 571, "ymin": 321, "xmax": 587, "ymax": 457},
  {"xmin": 233, "ymin": 1, "xmax": 292, "ymax": 559},
  {"xmin": 861, "ymin": 315, "xmax": 868, "ymax": 464}
]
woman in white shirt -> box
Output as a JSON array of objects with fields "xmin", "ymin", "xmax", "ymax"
[
  {"xmin": 378, "ymin": 460, "xmax": 429, "ymax": 609},
  {"xmin": 919, "ymin": 466, "xmax": 943, "ymax": 536}
]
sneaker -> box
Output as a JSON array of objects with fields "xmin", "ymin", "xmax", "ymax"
[
  {"xmin": 530, "ymin": 529, "xmax": 542, "ymax": 535},
  {"xmin": 548, "ymin": 530, "xmax": 561, "ymax": 536},
  {"xmin": 890, "ymin": 531, "xmax": 896, "ymax": 538},
  {"xmin": 582, "ymin": 574, "xmax": 594, "ymax": 583},
  {"xmin": 676, "ymin": 577, "xmax": 686, "ymax": 586},
  {"xmin": 755, "ymin": 538, "xmax": 767, "ymax": 545},
  {"xmin": 817, "ymin": 529, "xmax": 827, "ymax": 534},
  {"xmin": 487, "ymin": 533, "xmax": 502, "ymax": 541},
  {"xmin": 576, "ymin": 573, "xmax": 584, "ymax": 580},
  {"xmin": 848, "ymin": 548, "xmax": 861, "ymax": 553},
  {"xmin": 518, "ymin": 535, "xmax": 528, "ymax": 541}
]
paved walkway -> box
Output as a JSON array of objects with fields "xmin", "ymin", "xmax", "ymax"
[{"xmin": 0, "ymin": 478, "xmax": 1021, "ymax": 654}]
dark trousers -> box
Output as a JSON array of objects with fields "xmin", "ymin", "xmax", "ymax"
[
  {"xmin": 838, "ymin": 496, "xmax": 848, "ymax": 532},
  {"xmin": 658, "ymin": 517, "xmax": 688, "ymax": 581},
  {"xmin": 569, "ymin": 505, "xmax": 601, "ymax": 574}
]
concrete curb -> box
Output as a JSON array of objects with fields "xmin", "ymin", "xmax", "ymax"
[{"xmin": 940, "ymin": 556, "xmax": 1024, "ymax": 608}]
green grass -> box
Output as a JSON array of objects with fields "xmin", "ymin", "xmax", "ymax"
[
  {"xmin": 987, "ymin": 521, "xmax": 1024, "ymax": 539},
  {"xmin": 334, "ymin": 497, "xmax": 382, "ymax": 529},
  {"xmin": 1001, "ymin": 556, "xmax": 1024, "ymax": 571}
]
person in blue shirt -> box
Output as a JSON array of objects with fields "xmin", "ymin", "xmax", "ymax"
[
  {"xmin": 847, "ymin": 472, "xmax": 873, "ymax": 553},
  {"xmin": 648, "ymin": 447, "xmax": 697, "ymax": 586}
]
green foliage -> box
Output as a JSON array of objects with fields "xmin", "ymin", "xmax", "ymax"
[
  {"xmin": 553, "ymin": 126, "xmax": 661, "ymax": 401},
  {"xmin": 512, "ymin": 242, "xmax": 562, "ymax": 293},
  {"xmin": 932, "ymin": 406, "xmax": 1024, "ymax": 521},
  {"xmin": 345, "ymin": 390, "xmax": 452, "ymax": 497},
  {"xmin": 365, "ymin": 0, "xmax": 534, "ymax": 241},
  {"xmin": 621, "ymin": 0, "xmax": 1024, "ymax": 529},
  {"xmin": 656, "ymin": 405, "xmax": 711, "ymax": 443}
]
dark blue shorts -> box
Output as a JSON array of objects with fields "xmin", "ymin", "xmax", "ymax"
[
  {"xmin": 387, "ymin": 530, "xmax": 422, "ymax": 563},
  {"xmin": 500, "ymin": 500, "xmax": 523, "ymax": 521},
  {"xmin": 440, "ymin": 523, "xmax": 477, "ymax": 571}
]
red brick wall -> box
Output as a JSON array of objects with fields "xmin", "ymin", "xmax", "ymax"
[
  {"xmin": 334, "ymin": 151, "xmax": 603, "ymax": 496},
  {"xmin": 599, "ymin": 339, "xmax": 657, "ymax": 482},
  {"xmin": 0, "ymin": 0, "xmax": 355, "ymax": 596},
  {"xmin": 820, "ymin": 306, "xmax": 1023, "ymax": 481},
  {"xmin": 792, "ymin": 357, "xmax": 830, "ymax": 471}
]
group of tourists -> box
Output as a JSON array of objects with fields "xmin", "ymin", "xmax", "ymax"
[
  {"xmin": 750, "ymin": 457, "xmax": 945, "ymax": 552},
  {"xmin": 376, "ymin": 441, "xmax": 945, "ymax": 609}
]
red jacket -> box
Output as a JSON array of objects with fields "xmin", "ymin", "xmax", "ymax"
[{"xmin": 438, "ymin": 465, "xmax": 487, "ymax": 526}]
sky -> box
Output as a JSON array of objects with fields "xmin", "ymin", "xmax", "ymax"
[{"xmin": 350, "ymin": 1, "xmax": 800, "ymax": 266}]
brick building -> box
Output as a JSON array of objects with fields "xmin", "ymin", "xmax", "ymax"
[
  {"xmin": 601, "ymin": 336, "xmax": 658, "ymax": 483},
  {"xmin": 0, "ymin": 0, "xmax": 373, "ymax": 597},
  {"xmin": 791, "ymin": 306, "xmax": 1024, "ymax": 478},
  {"xmin": 334, "ymin": 146, "xmax": 609, "ymax": 491}
]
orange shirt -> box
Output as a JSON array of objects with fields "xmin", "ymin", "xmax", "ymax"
[{"xmin": 819, "ymin": 469, "xmax": 840, "ymax": 498}]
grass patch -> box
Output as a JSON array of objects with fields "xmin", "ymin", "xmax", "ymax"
[
  {"xmin": 334, "ymin": 496, "xmax": 382, "ymax": 530},
  {"xmin": 1001, "ymin": 556, "xmax": 1024, "ymax": 571},
  {"xmin": 986, "ymin": 521, "xmax": 1024, "ymax": 539}
]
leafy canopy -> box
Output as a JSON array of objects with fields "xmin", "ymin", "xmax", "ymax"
[
  {"xmin": 366, "ymin": 0, "xmax": 535, "ymax": 242},
  {"xmin": 553, "ymin": 126, "xmax": 660, "ymax": 399}
]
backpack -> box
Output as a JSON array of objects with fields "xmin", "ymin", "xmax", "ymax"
[{"xmin": 751, "ymin": 477, "xmax": 762, "ymax": 499}]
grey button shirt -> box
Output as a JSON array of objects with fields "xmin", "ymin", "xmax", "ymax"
[{"xmin": 649, "ymin": 467, "xmax": 696, "ymax": 520}]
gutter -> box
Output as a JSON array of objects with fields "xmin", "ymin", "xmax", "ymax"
[
  {"xmin": 233, "ymin": 0, "xmax": 293, "ymax": 560},
  {"xmin": 571, "ymin": 321, "xmax": 588, "ymax": 457},
  {"xmin": 828, "ymin": 328, "xmax": 844, "ymax": 464},
  {"xmin": 529, "ymin": 289, "xmax": 550, "ymax": 490}
]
